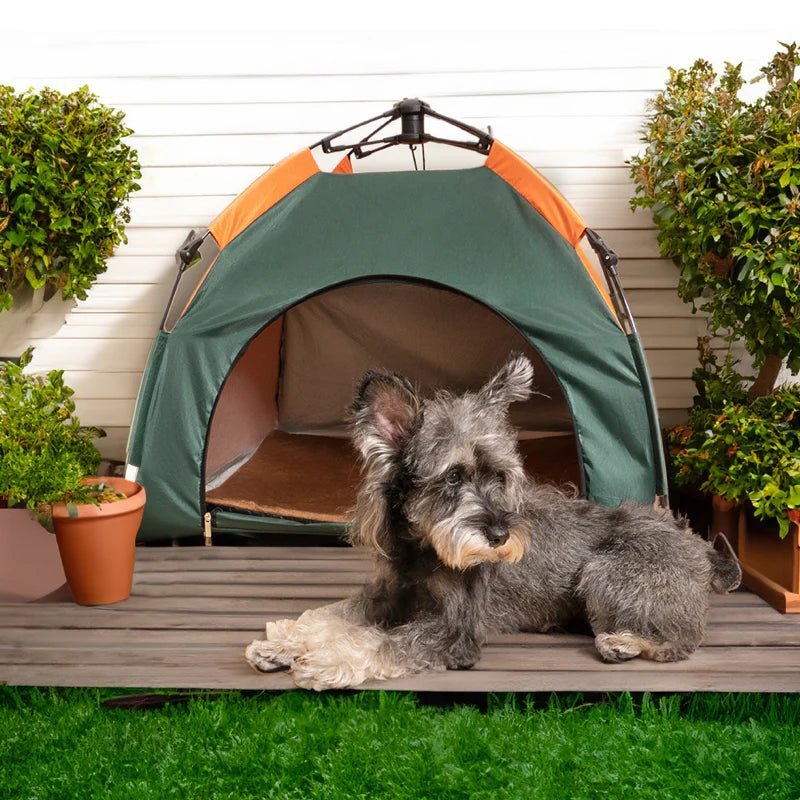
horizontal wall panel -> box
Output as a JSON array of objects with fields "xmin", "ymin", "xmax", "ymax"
[
  {"xmin": 127, "ymin": 137, "xmax": 639, "ymax": 171},
  {"xmin": 7, "ymin": 69, "xmax": 672, "ymax": 105},
  {"xmin": 62, "ymin": 372, "xmax": 143, "ymax": 399},
  {"xmin": 135, "ymin": 164, "xmax": 635, "ymax": 198},
  {"xmin": 121, "ymin": 106, "xmax": 643, "ymax": 143},
  {"xmin": 97, "ymin": 256, "xmax": 178, "ymax": 286},
  {"xmin": 1, "ymin": 31, "xmax": 786, "ymax": 77},
  {"xmin": 28, "ymin": 338, "xmax": 152, "ymax": 371}
]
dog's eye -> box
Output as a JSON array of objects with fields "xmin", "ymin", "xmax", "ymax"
[
  {"xmin": 445, "ymin": 468, "xmax": 462, "ymax": 487},
  {"xmin": 496, "ymin": 471, "xmax": 507, "ymax": 486}
]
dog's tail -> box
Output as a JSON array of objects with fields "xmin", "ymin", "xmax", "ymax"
[{"xmin": 707, "ymin": 533, "xmax": 742, "ymax": 593}]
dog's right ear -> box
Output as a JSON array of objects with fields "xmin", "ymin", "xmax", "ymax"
[
  {"xmin": 478, "ymin": 352, "xmax": 535, "ymax": 409},
  {"xmin": 350, "ymin": 370, "xmax": 420, "ymax": 455}
]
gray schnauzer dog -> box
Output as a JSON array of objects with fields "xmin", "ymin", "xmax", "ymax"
[{"xmin": 245, "ymin": 353, "xmax": 741, "ymax": 690}]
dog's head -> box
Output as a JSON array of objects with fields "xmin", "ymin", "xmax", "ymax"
[{"xmin": 348, "ymin": 353, "xmax": 533, "ymax": 570}]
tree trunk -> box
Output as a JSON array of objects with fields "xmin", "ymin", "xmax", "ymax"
[{"xmin": 747, "ymin": 353, "xmax": 784, "ymax": 399}]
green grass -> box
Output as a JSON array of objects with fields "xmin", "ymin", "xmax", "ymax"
[{"xmin": 2, "ymin": 689, "xmax": 800, "ymax": 799}]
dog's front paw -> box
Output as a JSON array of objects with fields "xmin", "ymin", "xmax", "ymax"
[
  {"xmin": 244, "ymin": 618, "xmax": 302, "ymax": 673},
  {"xmin": 244, "ymin": 638, "xmax": 293, "ymax": 673},
  {"xmin": 290, "ymin": 651, "xmax": 365, "ymax": 691}
]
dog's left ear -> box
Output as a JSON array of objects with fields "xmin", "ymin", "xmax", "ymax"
[
  {"xmin": 350, "ymin": 370, "xmax": 420, "ymax": 454},
  {"xmin": 479, "ymin": 352, "xmax": 534, "ymax": 409}
]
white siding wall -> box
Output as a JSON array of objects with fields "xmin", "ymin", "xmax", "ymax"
[{"xmin": 1, "ymin": 30, "xmax": 793, "ymax": 460}]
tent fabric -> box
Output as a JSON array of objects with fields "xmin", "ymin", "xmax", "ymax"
[
  {"xmin": 128, "ymin": 145, "xmax": 665, "ymax": 541},
  {"xmin": 182, "ymin": 142, "xmax": 619, "ymax": 328},
  {"xmin": 208, "ymin": 148, "xmax": 320, "ymax": 249}
]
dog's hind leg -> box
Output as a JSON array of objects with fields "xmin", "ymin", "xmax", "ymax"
[{"xmin": 594, "ymin": 632, "xmax": 696, "ymax": 663}]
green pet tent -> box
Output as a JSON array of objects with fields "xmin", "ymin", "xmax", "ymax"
[{"xmin": 126, "ymin": 100, "xmax": 668, "ymax": 541}]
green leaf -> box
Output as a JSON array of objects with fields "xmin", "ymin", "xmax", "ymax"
[
  {"xmin": 24, "ymin": 269, "xmax": 46, "ymax": 289},
  {"xmin": 12, "ymin": 193, "xmax": 34, "ymax": 215}
]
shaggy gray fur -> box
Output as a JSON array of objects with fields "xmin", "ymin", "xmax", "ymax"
[{"xmin": 245, "ymin": 353, "xmax": 741, "ymax": 687}]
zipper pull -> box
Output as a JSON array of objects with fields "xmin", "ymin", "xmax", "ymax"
[{"xmin": 203, "ymin": 512, "xmax": 213, "ymax": 547}]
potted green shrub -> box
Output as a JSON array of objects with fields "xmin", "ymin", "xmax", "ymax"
[
  {"xmin": 0, "ymin": 349, "xmax": 146, "ymax": 605},
  {"xmin": 0, "ymin": 85, "xmax": 141, "ymax": 353},
  {"xmin": 630, "ymin": 43, "xmax": 800, "ymax": 611},
  {"xmin": 669, "ymin": 380, "xmax": 800, "ymax": 611}
]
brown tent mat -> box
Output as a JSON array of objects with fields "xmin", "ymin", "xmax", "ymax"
[{"xmin": 206, "ymin": 430, "xmax": 581, "ymax": 524}]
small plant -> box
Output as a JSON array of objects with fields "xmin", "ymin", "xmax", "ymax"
[
  {"xmin": 0, "ymin": 85, "xmax": 141, "ymax": 311},
  {"xmin": 0, "ymin": 348, "xmax": 107, "ymax": 530},
  {"xmin": 629, "ymin": 43, "xmax": 800, "ymax": 397}
]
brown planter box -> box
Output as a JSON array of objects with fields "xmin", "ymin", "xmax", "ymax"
[
  {"xmin": 711, "ymin": 494, "xmax": 740, "ymax": 552},
  {"xmin": 738, "ymin": 506, "xmax": 800, "ymax": 614}
]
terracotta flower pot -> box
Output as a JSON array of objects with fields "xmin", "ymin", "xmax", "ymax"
[
  {"xmin": 737, "ymin": 505, "xmax": 800, "ymax": 614},
  {"xmin": 51, "ymin": 477, "xmax": 146, "ymax": 605}
]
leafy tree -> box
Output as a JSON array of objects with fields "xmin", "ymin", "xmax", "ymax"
[{"xmin": 629, "ymin": 43, "xmax": 800, "ymax": 397}]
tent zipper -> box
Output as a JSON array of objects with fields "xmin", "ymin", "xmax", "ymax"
[{"xmin": 203, "ymin": 512, "xmax": 213, "ymax": 546}]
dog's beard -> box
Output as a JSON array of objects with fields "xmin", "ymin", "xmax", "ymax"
[{"xmin": 425, "ymin": 505, "xmax": 530, "ymax": 570}]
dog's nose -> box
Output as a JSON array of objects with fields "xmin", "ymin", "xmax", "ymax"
[{"xmin": 484, "ymin": 526, "xmax": 509, "ymax": 547}]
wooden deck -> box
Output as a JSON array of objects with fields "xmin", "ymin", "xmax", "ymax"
[{"xmin": 2, "ymin": 546, "xmax": 800, "ymax": 692}]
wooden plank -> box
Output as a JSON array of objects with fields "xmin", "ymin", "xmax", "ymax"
[
  {"xmin": 134, "ymin": 545, "xmax": 362, "ymax": 560},
  {"xmin": 0, "ymin": 607, "xmax": 323, "ymax": 629},
  {"xmin": 134, "ymin": 566, "xmax": 371, "ymax": 588},
  {"xmin": 5, "ymin": 661, "xmax": 799, "ymax": 692},
  {"xmin": 134, "ymin": 559, "xmax": 368, "ymax": 573},
  {"xmin": 373, "ymin": 671, "xmax": 800, "ymax": 693},
  {"xmin": 2, "ymin": 597, "xmax": 327, "ymax": 615},
  {"xmin": 0, "ymin": 600, "xmax": 792, "ymax": 631},
  {"xmin": 131, "ymin": 583, "xmax": 360, "ymax": 600},
  {"xmin": 133, "ymin": 572, "xmax": 369, "ymax": 586},
  {"xmin": 4, "ymin": 643, "xmax": 799, "ymax": 675},
  {"xmin": 4, "ymin": 623, "xmax": 800, "ymax": 649}
]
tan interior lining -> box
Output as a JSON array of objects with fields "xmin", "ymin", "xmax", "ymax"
[{"xmin": 278, "ymin": 281, "xmax": 572, "ymax": 433}]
